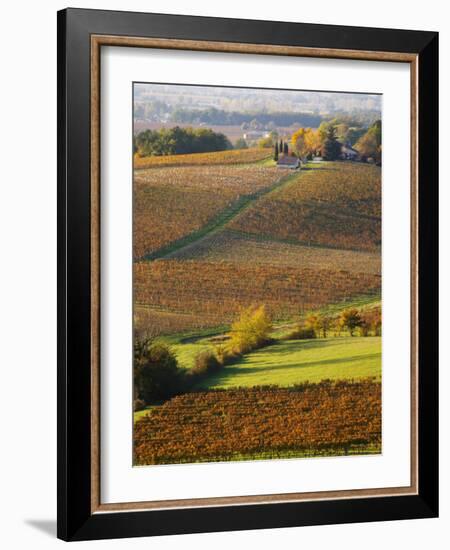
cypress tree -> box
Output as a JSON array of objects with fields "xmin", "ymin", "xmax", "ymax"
[
  {"xmin": 274, "ymin": 142, "xmax": 279, "ymax": 161},
  {"xmin": 322, "ymin": 125, "xmax": 342, "ymax": 160}
]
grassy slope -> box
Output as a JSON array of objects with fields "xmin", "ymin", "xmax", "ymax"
[
  {"xmin": 134, "ymin": 335, "xmax": 381, "ymax": 422},
  {"xmin": 194, "ymin": 337, "xmax": 381, "ymax": 389},
  {"xmin": 168, "ymin": 295, "xmax": 381, "ymax": 369},
  {"xmin": 135, "ymin": 158, "xmax": 382, "ymax": 419}
]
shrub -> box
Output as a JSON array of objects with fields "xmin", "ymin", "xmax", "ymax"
[
  {"xmin": 134, "ymin": 340, "xmax": 183, "ymax": 404},
  {"xmin": 192, "ymin": 350, "xmax": 221, "ymax": 376},
  {"xmin": 214, "ymin": 344, "xmax": 240, "ymax": 366},
  {"xmin": 287, "ymin": 326, "xmax": 317, "ymax": 340}
]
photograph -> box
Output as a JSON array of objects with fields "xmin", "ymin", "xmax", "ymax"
[{"xmin": 132, "ymin": 83, "xmax": 383, "ymax": 466}]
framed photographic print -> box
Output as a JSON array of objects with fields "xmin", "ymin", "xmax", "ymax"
[{"xmin": 57, "ymin": 8, "xmax": 438, "ymax": 541}]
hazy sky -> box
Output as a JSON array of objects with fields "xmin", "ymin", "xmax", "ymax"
[{"xmin": 134, "ymin": 83, "xmax": 381, "ymax": 115}]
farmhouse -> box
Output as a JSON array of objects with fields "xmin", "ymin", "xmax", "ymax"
[
  {"xmin": 277, "ymin": 155, "xmax": 300, "ymax": 169},
  {"xmin": 341, "ymin": 143, "xmax": 359, "ymax": 160}
]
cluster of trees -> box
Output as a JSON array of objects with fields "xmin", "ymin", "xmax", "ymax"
[
  {"xmin": 290, "ymin": 124, "xmax": 342, "ymax": 161},
  {"xmin": 287, "ymin": 307, "xmax": 381, "ymax": 340},
  {"xmin": 273, "ymin": 139, "xmax": 289, "ymax": 160},
  {"xmin": 134, "ymin": 126, "xmax": 232, "ymax": 157},
  {"xmin": 287, "ymin": 119, "xmax": 382, "ymax": 162},
  {"xmin": 169, "ymin": 107, "xmax": 324, "ymax": 128}
]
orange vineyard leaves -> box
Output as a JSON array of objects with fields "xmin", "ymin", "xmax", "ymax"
[
  {"xmin": 134, "ymin": 260, "xmax": 381, "ymax": 334},
  {"xmin": 134, "ymin": 380, "xmax": 381, "ymax": 465},
  {"xmin": 230, "ymin": 162, "xmax": 381, "ymax": 251},
  {"xmin": 133, "ymin": 147, "xmax": 272, "ymax": 169},
  {"xmin": 133, "ymin": 164, "xmax": 287, "ymax": 259}
]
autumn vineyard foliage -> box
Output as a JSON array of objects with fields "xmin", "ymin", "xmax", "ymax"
[
  {"xmin": 134, "ymin": 380, "xmax": 381, "ymax": 464},
  {"xmin": 133, "ymin": 147, "xmax": 272, "ymax": 169},
  {"xmin": 134, "ymin": 163, "xmax": 289, "ymax": 259},
  {"xmin": 131, "ymin": 140, "xmax": 383, "ymax": 465},
  {"xmin": 230, "ymin": 162, "xmax": 381, "ymax": 251},
  {"xmin": 168, "ymin": 229, "xmax": 381, "ymax": 274},
  {"xmin": 134, "ymin": 260, "xmax": 380, "ymax": 335}
]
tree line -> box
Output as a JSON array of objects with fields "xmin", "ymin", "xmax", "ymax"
[
  {"xmin": 169, "ymin": 107, "xmax": 324, "ymax": 128},
  {"xmin": 134, "ymin": 126, "xmax": 232, "ymax": 157},
  {"xmin": 285, "ymin": 307, "xmax": 381, "ymax": 340}
]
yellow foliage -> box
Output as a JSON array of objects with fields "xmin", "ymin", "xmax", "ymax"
[
  {"xmin": 228, "ymin": 305, "xmax": 272, "ymax": 354},
  {"xmin": 291, "ymin": 127, "xmax": 321, "ymax": 158}
]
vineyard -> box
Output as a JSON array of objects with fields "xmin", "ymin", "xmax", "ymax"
[
  {"xmin": 134, "ymin": 147, "xmax": 272, "ymax": 169},
  {"xmin": 134, "ymin": 164, "xmax": 289, "ymax": 258},
  {"xmin": 134, "ymin": 380, "xmax": 381, "ymax": 464},
  {"xmin": 168, "ymin": 228, "xmax": 381, "ymax": 274},
  {"xmin": 133, "ymin": 305, "xmax": 221, "ymax": 340},
  {"xmin": 279, "ymin": 162, "xmax": 381, "ymax": 217},
  {"xmin": 134, "ymin": 260, "xmax": 381, "ymax": 335},
  {"xmin": 132, "ymin": 153, "xmax": 383, "ymax": 466},
  {"xmin": 229, "ymin": 162, "xmax": 381, "ymax": 251}
]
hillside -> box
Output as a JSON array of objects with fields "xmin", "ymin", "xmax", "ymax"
[{"xmin": 134, "ymin": 154, "xmax": 381, "ymax": 338}]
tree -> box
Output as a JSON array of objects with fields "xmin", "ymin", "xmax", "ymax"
[
  {"xmin": 279, "ymin": 139, "xmax": 284, "ymax": 154},
  {"xmin": 283, "ymin": 141, "xmax": 289, "ymax": 155},
  {"xmin": 274, "ymin": 142, "xmax": 279, "ymax": 161},
  {"xmin": 354, "ymin": 120, "xmax": 382, "ymax": 163},
  {"xmin": 318, "ymin": 121, "xmax": 332, "ymax": 145},
  {"xmin": 291, "ymin": 128, "xmax": 308, "ymax": 159},
  {"xmin": 335, "ymin": 122, "xmax": 350, "ymax": 143},
  {"xmin": 134, "ymin": 340, "xmax": 182, "ymax": 403},
  {"xmin": 229, "ymin": 305, "xmax": 272, "ymax": 354},
  {"xmin": 318, "ymin": 315, "xmax": 332, "ymax": 338},
  {"xmin": 322, "ymin": 125, "xmax": 342, "ymax": 160},
  {"xmin": 359, "ymin": 307, "xmax": 382, "ymax": 336},
  {"xmin": 304, "ymin": 128, "xmax": 321, "ymax": 157},
  {"xmin": 339, "ymin": 308, "xmax": 362, "ymax": 336}
]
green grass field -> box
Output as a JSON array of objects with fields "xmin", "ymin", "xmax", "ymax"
[
  {"xmin": 166, "ymin": 295, "xmax": 381, "ymax": 369},
  {"xmin": 134, "ymin": 335, "xmax": 381, "ymax": 422},
  {"xmin": 193, "ymin": 336, "xmax": 381, "ymax": 389}
]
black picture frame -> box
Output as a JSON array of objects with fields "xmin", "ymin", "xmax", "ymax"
[{"xmin": 57, "ymin": 7, "xmax": 438, "ymax": 541}]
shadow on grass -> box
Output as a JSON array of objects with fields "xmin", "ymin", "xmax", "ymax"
[
  {"xmin": 204, "ymin": 352, "xmax": 381, "ymax": 381},
  {"xmin": 194, "ymin": 336, "xmax": 380, "ymax": 388}
]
